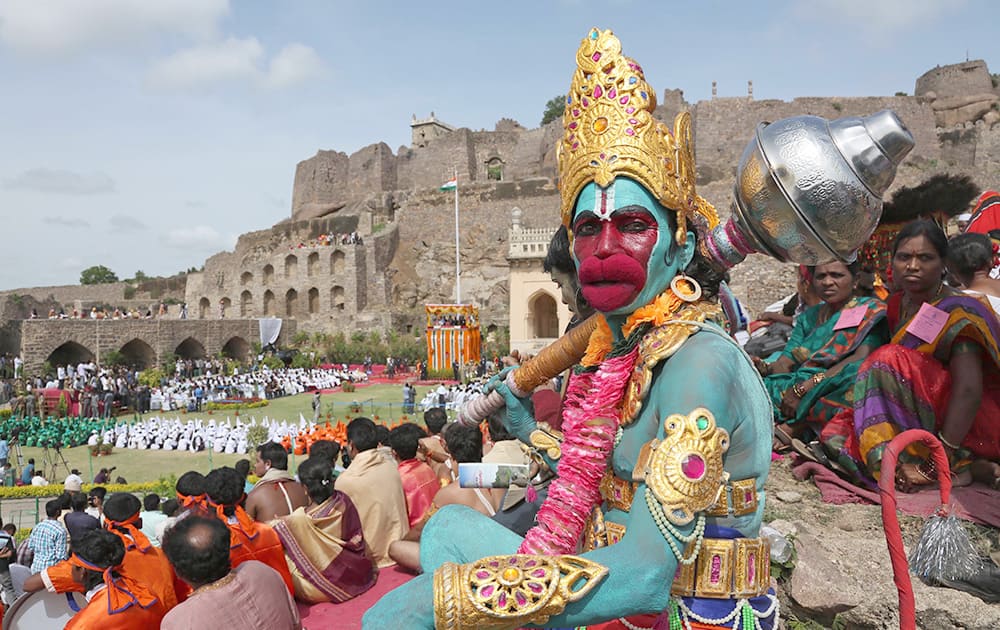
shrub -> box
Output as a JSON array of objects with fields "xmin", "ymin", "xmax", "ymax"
[
  {"xmin": 341, "ymin": 381, "xmax": 356, "ymax": 393},
  {"xmin": 205, "ymin": 398, "xmax": 268, "ymax": 411},
  {"xmin": 138, "ymin": 368, "xmax": 165, "ymax": 388},
  {"xmin": 246, "ymin": 425, "xmax": 269, "ymax": 452}
]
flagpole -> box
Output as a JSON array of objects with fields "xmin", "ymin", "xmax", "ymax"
[{"xmin": 453, "ymin": 166, "xmax": 461, "ymax": 304}]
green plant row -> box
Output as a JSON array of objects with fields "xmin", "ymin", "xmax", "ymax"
[{"xmin": 0, "ymin": 480, "xmax": 171, "ymax": 500}]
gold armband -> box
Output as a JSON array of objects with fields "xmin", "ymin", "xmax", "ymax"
[
  {"xmin": 641, "ymin": 408, "xmax": 729, "ymax": 526},
  {"xmin": 433, "ymin": 554, "xmax": 607, "ymax": 630}
]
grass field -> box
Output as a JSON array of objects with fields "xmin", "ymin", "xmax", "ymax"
[{"xmin": 11, "ymin": 382, "xmax": 445, "ymax": 486}]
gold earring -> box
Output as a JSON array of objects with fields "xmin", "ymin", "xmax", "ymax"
[{"xmin": 670, "ymin": 273, "xmax": 702, "ymax": 302}]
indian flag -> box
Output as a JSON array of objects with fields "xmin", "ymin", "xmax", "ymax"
[{"xmin": 439, "ymin": 176, "xmax": 457, "ymax": 191}]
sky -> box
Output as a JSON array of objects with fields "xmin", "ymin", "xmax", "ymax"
[{"xmin": 0, "ymin": 0, "xmax": 996, "ymax": 290}]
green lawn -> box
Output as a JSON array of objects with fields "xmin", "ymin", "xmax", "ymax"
[{"xmin": 10, "ymin": 382, "xmax": 447, "ymax": 486}]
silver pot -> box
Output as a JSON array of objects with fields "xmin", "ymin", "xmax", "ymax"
[{"xmin": 725, "ymin": 110, "xmax": 913, "ymax": 265}]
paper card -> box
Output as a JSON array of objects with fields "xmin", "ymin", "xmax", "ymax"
[
  {"xmin": 833, "ymin": 305, "xmax": 867, "ymax": 331},
  {"xmin": 906, "ymin": 302, "xmax": 949, "ymax": 344},
  {"xmin": 457, "ymin": 463, "xmax": 530, "ymax": 488}
]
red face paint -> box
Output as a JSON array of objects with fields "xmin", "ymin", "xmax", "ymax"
[{"xmin": 573, "ymin": 209, "xmax": 658, "ymax": 312}]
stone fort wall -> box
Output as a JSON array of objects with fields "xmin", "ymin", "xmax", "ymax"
[{"xmin": 8, "ymin": 59, "xmax": 1000, "ymax": 363}]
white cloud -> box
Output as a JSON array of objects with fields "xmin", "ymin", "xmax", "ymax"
[
  {"xmin": 147, "ymin": 37, "xmax": 325, "ymax": 90},
  {"xmin": 0, "ymin": 0, "xmax": 229, "ymax": 56},
  {"xmin": 42, "ymin": 216, "xmax": 91, "ymax": 228},
  {"xmin": 109, "ymin": 214, "xmax": 146, "ymax": 233},
  {"xmin": 147, "ymin": 36, "xmax": 263, "ymax": 89},
  {"xmin": 264, "ymin": 43, "xmax": 326, "ymax": 89},
  {"xmin": 162, "ymin": 225, "xmax": 234, "ymax": 250},
  {"xmin": 801, "ymin": 0, "xmax": 959, "ymax": 33},
  {"xmin": 4, "ymin": 168, "xmax": 116, "ymax": 195}
]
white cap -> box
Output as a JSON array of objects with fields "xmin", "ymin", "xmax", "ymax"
[{"xmin": 958, "ymin": 213, "xmax": 972, "ymax": 221}]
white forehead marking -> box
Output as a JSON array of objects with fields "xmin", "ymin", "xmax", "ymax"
[{"xmin": 592, "ymin": 182, "xmax": 615, "ymax": 221}]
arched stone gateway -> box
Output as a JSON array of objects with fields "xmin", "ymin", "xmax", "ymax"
[
  {"xmin": 240, "ymin": 271, "xmax": 253, "ymax": 286},
  {"xmin": 263, "ymin": 264, "xmax": 274, "ymax": 285},
  {"xmin": 307, "ymin": 252, "xmax": 319, "ymax": 276},
  {"xmin": 263, "ymin": 290, "xmax": 275, "ymax": 317},
  {"xmin": 528, "ymin": 291, "xmax": 559, "ymax": 339},
  {"xmin": 175, "ymin": 337, "xmax": 207, "ymax": 360},
  {"xmin": 198, "ymin": 297, "xmax": 211, "ymax": 319},
  {"xmin": 284, "ymin": 254, "xmax": 298, "ymax": 278},
  {"xmin": 285, "ymin": 289, "xmax": 298, "ymax": 317},
  {"xmin": 221, "ymin": 336, "xmax": 251, "ymax": 362},
  {"xmin": 240, "ymin": 290, "xmax": 253, "ymax": 317},
  {"xmin": 308, "ymin": 287, "xmax": 319, "ymax": 314},
  {"xmin": 46, "ymin": 341, "xmax": 95, "ymax": 367},
  {"xmin": 119, "ymin": 338, "xmax": 156, "ymax": 369}
]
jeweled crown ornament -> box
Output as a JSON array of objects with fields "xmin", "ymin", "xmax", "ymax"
[{"xmin": 558, "ymin": 28, "xmax": 719, "ymax": 244}]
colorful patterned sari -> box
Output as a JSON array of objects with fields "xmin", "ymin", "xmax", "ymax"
[
  {"xmin": 273, "ymin": 491, "xmax": 377, "ymax": 604},
  {"xmin": 821, "ymin": 293, "xmax": 1000, "ymax": 485},
  {"xmin": 763, "ymin": 296, "xmax": 888, "ymax": 425}
]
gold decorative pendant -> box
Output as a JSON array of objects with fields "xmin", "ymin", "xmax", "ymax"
[
  {"xmin": 644, "ymin": 408, "xmax": 729, "ymax": 526},
  {"xmin": 621, "ymin": 302, "xmax": 724, "ymax": 426},
  {"xmin": 529, "ymin": 425, "xmax": 564, "ymax": 460}
]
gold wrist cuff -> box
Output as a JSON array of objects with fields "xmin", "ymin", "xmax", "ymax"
[{"xmin": 433, "ymin": 554, "xmax": 607, "ymax": 630}]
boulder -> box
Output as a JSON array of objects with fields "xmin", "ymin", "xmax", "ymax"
[
  {"xmin": 787, "ymin": 529, "xmax": 862, "ymax": 616},
  {"xmin": 931, "ymin": 93, "xmax": 999, "ymax": 127}
]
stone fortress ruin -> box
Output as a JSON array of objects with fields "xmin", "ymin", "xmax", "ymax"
[{"xmin": 4, "ymin": 59, "xmax": 1000, "ymax": 370}]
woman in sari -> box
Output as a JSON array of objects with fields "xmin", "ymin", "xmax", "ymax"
[
  {"xmin": 272, "ymin": 457, "xmax": 376, "ymax": 603},
  {"xmin": 754, "ymin": 260, "xmax": 888, "ymax": 445},
  {"xmin": 948, "ymin": 232, "xmax": 1000, "ymax": 315},
  {"xmin": 821, "ymin": 220, "xmax": 1000, "ymax": 490}
]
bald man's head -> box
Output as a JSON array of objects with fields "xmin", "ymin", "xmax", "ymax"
[{"xmin": 162, "ymin": 515, "xmax": 231, "ymax": 588}]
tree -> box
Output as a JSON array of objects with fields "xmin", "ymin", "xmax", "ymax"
[
  {"xmin": 132, "ymin": 270, "xmax": 149, "ymax": 283},
  {"xmin": 80, "ymin": 265, "xmax": 119, "ymax": 285},
  {"xmin": 541, "ymin": 94, "xmax": 567, "ymax": 126}
]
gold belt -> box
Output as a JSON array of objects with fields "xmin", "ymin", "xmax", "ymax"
[
  {"xmin": 672, "ymin": 536, "xmax": 770, "ymax": 599},
  {"xmin": 599, "ymin": 470, "xmax": 759, "ymax": 517}
]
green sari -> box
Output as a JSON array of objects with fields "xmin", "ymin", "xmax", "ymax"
[{"xmin": 764, "ymin": 296, "xmax": 888, "ymax": 425}]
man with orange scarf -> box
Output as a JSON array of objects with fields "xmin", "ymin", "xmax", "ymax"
[
  {"xmin": 203, "ymin": 466, "xmax": 295, "ymax": 595},
  {"xmin": 65, "ymin": 529, "xmax": 167, "ymax": 629},
  {"xmin": 25, "ymin": 493, "xmax": 180, "ymax": 611}
]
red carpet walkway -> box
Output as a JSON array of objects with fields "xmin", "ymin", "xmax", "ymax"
[{"xmin": 298, "ymin": 565, "xmax": 414, "ymax": 629}]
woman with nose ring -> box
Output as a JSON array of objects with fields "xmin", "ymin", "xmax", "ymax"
[
  {"xmin": 821, "ymin": 219, "xmax": 1000, "ymax": 492},
  {"xmin": 753, "ymin": 259, "xmax": 888, "ymax": 449}
]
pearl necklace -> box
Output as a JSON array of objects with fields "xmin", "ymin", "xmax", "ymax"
[{"xmin": 644, "ymin": 488, "xmax": 706, "ymax": 565}]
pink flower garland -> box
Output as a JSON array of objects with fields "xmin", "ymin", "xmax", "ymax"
[{"xmin": 518, "ymin": 345, "xmax": 639, "ymax": 555}]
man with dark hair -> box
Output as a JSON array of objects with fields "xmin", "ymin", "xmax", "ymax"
[
  {"xmin": 161, "ymin": 516, "xmax": 300, "ymax": 630},
  {"xmin": 203, "ymin": 467, "xmax": 294, "ymax": 594},
  {"xmin": 389, "ymin": 423, "xmax": 439, "ymax": 528},
  {"xmin": 418, "ymin": 407, "xmax": 451, "ymax": 481},
  {"xmin": 234, "ymin": 458, "xmax": 253, "ymax": 493},
  {"xmin": 307, "ymin": 440, "xmax": 342, "ymax": 477},
  {"xmin": 334, "ymin": 418, "xmax": 407, "ymax": 567},
  {"xmin": 64, "ymin": 492, "xmax": 100, "ymax": 542},
  {"xmin": 374, "ymin": 423, "xmax": 393, "ymax": 462},
  {"xmin": 86, "ymin": 486, "xmax": 107, "ymax": 521},
  {"xmin": 65, "ymin": 529, "xmax": 166, "ymax": 628},
  {"xmin": 24, "ymin": 492, "xmax": 180, "ymax": 612},
  {"xmin": 246, "ymin": 441, "xmax": 308, "ymax": 522},
  {"xmin": 27, "ymin": 499, "xmax": 67, "ymax": 573},
  {"xmin": 140, "ymin": 493, "xmax": 167, "ymax": 546}
]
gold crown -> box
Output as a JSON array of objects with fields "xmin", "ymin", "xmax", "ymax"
[{"xmin": 558, "ymin": 29, "xmax": 718, "ymax": 243}]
